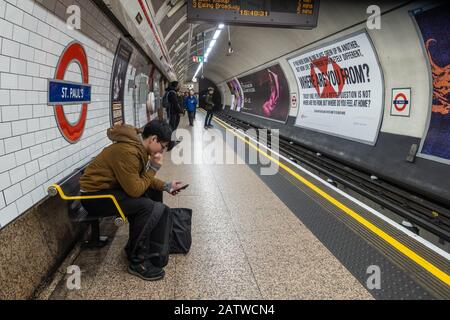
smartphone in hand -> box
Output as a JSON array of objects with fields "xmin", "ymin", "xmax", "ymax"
[{"xmin": 171, "ymin": 184, "xmax": 189, "ymax": 195}]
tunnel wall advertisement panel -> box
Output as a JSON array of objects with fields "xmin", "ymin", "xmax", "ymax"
[
  {"xmin": 110, "ymin": 39, "xmax": 133, "ymax": 126},
  {"xmin": 226, "ymin": 78, "xmax": 244, "ymax": 112},
  {"xmin": 414, "ymin": 4, "xmax": 450, "ymax": 164},
  {"xmin": 288, "ymin": 31, "xmax": 384, "ymax": 145},
  {"xmin": 238, "ymin": 64, "xmax": 290, "ymax": 123}
]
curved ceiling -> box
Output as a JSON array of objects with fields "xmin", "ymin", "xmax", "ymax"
[{"xmin": 114, "ymin": 0, "xmax": 406, "ymax": 83}]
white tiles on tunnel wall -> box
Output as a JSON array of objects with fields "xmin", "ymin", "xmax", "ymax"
[{"xmin": 0, "ymin": 0, "xmax": 137, "ymax": 229}]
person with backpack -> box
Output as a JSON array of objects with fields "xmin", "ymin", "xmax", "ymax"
[
  {"xmin": 80, "ymin": 120, "xmax": 185, "ymax": 281},
  {"xmin": 163, "ymin": 81, "xmax": 183, "ymax": 131}
]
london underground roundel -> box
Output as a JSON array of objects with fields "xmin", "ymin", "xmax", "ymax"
[{"xmin": 48, "ymin": 42, "xmax": 91, "ymax": 143}]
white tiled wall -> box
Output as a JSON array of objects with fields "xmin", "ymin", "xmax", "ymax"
[{"xmin": 0, "ymin": 0, "xmax": 141, "ymax": 229}]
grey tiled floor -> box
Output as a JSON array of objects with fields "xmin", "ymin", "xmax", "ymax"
[{"xmin": 53, "ymin": 116, "xmax": 373, "ymax": 300}]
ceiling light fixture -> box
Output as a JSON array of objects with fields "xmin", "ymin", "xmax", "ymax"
[
  {"xmin": 174, "ymin": 41, "xmax": 185, "ymax": 54},
  {"xmin": 213, "ymin": 29, "xmax": 221, "ymax": 40},
  {"xmin": 208, "ymin": 39, "xmax": 217, "ymax": 48},
  {"xmin": 191, "ymin": 24, "xmax": 224, "ymax": 81},
  {"xmin": 167, "ymin": 0, "xmax": 185, "ymax": 18}
]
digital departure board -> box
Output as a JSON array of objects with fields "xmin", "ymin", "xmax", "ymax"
[{"xmin": 187, "ymin": 0, "xmax": 319, "ymax": 29}]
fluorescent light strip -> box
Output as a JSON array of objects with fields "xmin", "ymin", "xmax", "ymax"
[
  {"xmin": 213, "ymin": 30, "xmax": 221, "ymax": 40},
  {"xmin": 208, "ymin": 39, "xmax": 217, "ymax": 48},
  {"xmin": 192, "ymin": 24, "xmax": 224, "ymax": 81},
  {"xmin": 193, "ymin": 62, "xmax": 203, "ymax": 79}
]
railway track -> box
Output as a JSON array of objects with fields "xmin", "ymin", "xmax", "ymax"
[{"xmin": 215, "ymin": 112, "xmax": 450, "ymax": 243}]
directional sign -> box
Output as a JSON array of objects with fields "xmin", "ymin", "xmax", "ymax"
[
  {"xmin": 187, "ymin": 0, "xmax": 319, "ymax": 29},
  {"xmin": 192, "ymin": 55, "xmax": 204, "ymax": 63}
]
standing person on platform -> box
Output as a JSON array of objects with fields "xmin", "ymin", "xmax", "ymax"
[
  {"xmin": 185, "ymin": 90, "xmax": 198, "ymax": 127},
  {"xmin": 204, "ymin": 87, "xmax": 215, "ymax": 129},
  {"xmin": 164, "ymin": 81, "xmax": 183, "ymax": 131}
]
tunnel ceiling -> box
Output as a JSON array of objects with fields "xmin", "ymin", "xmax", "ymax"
[{"xmin": 110, "ymin": 0, "xmax": 406, "ymax": 84}]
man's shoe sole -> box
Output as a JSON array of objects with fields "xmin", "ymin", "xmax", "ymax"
[{"xmin": 127, "ymin": 266, "xmax": 165, "ymax": 281}]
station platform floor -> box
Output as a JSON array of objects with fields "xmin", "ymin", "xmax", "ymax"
[{"xmin": 40, "ymin": 114, "xmax": 449, "ymax": 300}]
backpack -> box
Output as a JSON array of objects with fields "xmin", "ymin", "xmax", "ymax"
[
  {"xmin": 169, "ymin": 208, "xmax": 192, "ymax": 254},
  {"xmin": 162, "ymin": 90, "xmax": 175, "ymax": 109}
]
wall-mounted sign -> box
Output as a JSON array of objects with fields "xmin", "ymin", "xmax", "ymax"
[
  {"xmin": 193, "ymin": 56, "xmax": 204, "ymax": 63},
  {"xmin": 291, "ymin": 93, "xmax": 298, "ymax": 108},
  {"xmin": 288, "ymin": 31, "xmax": 384, "ymax": 145},
  {"xmin": 48, "ymin": 42, "xmax": 91, "ymax": 143},
  {"xmin": 187, "ymin": 0, "xmax": 319, "ymax": 29},
  {"xmin": 391, "ymin": 88, "xmax": 411, "ymax": 117},
  {"xmin": 48, "ymin": 80, "xmax": 91, "ymax": 105},
  {"xmin": 110, "ymin": 39, "xmax": 133, "ymax": 126}
]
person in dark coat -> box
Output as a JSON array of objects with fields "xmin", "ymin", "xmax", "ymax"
[
  {"xmin": 165, "ymin": 81, "xmax": 183, "ymax": 131},
  {"xmin": 204, "ymin": 87, "xmax": 215, "ymax": 129}
]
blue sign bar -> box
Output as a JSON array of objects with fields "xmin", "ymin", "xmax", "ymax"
[{"xmin": 48, "ymin": 80, "xmax": 92, "ymax": 105}]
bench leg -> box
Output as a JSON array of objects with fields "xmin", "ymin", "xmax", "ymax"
[{"xmin": 82, "ymin": 220, "xmax": 108, "ymax": 249}]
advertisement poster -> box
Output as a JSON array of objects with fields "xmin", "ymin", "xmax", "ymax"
[
  {"xmin": 288, "ymin": 31, "xmax": 384, "ymax": 145},
  {"xmin": 146, "ymin": 92, "xmax": 158, "ymax": 121},
  {"xmin": 226, "ymin": 78, "xmax": 243, "ymax": 111},
  {"xmin": 414, "ymin": 4, "xmax": 450, "ymax": 163},
  {"xmin": 238, "ymin": 64, "xmax": 290, "ymax": 123},
  {"xmin": 146, "ymin": 65, "xmax": 155, "ymax": 123},
  {"xmin": 110, "ymin": 39, "xmax": 133, "ymax": 126},
  {"xmin": 153, "ymin": 71, "xmax": 161, "ymax": 110}
]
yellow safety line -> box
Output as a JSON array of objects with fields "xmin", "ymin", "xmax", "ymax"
[
  {"xmin": 212, "ymin": 115, "xmax": 450, "ymax": 286},
  {"xmin": 48, "ymin": 184, "xmax": 128, "ymax": 223}
]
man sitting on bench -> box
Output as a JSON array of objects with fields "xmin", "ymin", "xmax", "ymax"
[{"xmin": 79, "ymin": 120, "xmax": 183, "ymax": 281}]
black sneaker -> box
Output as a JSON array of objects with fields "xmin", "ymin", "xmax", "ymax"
[
  {"xmin": 128, "ymin": 261, "xmax": 165, "ymax": 281},
  {"xmin": 207, "ymin": 124, "xmax": 214, "ymax": 128}
]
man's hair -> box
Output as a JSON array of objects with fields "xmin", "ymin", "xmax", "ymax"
[
  {"xmin": 142, "ymin": 119, "xmax": 172, "ymax": 142},
  {"xmin": 170, "ymin": 81, "xmax": 179, "ymax": 88}
]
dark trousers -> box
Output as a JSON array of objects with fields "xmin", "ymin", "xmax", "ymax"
[
  {"xmin": 81, "ymin": 188, "xmax": 170, "ymax": 265},
  {"xmin": 188, "ymin": 111, "xmax": 195, "ymax": 126},
  {"xmin": 204, "ymin": 110, "xmax": 214, "ymax": 127},
  {"xmin": 169, "ymin": 112, "xmax": 181, "ymax": 131}
]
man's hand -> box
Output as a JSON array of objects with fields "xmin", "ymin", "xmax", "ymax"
[
  {"xmin": 169, "ymin": 181, "xmax": 184, "ymax": 196},
  {"xmin": 150, "ymin": 152, "xmax": 163, "ymax": 167}
]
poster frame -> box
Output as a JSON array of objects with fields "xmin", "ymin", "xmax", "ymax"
[
  {"xmin": 390, "ymin": 87, "xmax": 412, "ymax": 118},
  {"xmin": 286, "ymin": 29, "xmax": 386, "ymax": 146},
  {"xmin": 238, "ymin": 62, "xmax": 291, "ymax": 124},
  {"xmin": 110, "ymin": 38, "xmax": 134, "ymax": 126},
  {"xmin": 410, "ymin": 4, "xmax": 450, "ymax": 165}
]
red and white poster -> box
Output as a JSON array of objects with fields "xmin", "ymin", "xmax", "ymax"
[{"xmin": 288, "ymin": 31, "xmax": 384, "ymax": 145}]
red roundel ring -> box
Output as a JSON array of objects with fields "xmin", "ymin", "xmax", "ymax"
[
  {"xmin": 54, "ymin": 42, "xmax": 89, "ymax": 143},
  {"xmin": 394, "ymin": 93, "xmax": 408, "ymax": 112}
]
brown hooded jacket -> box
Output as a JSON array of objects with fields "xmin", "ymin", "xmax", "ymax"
[{"xmin": 80, "ymin": 124, "xmax": 165, "ymax": 198}]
